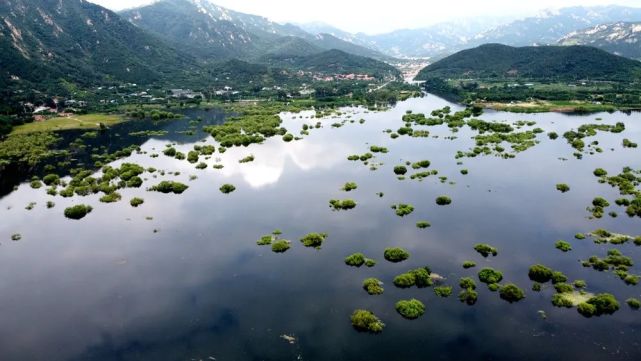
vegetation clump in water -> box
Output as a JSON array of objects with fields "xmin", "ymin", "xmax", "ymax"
[
  {"xmin": 555, "ymin": 240, "xmax": 572, "ymax": 252},
  {"xmin": 300, "ymin": 233, "xmax": 328, "ymax": 248},
  {"xmin": 363, "ymin": 278, "xmax": 384, "ymax": 295},
  {"xmin": 384, "ymin": 247, "xmax": 410, "ymax": 263},
  {"xmin": 474, "ymin": 243, "xmax": 498, "ymax": 257},
  {"xmin": 435, "ymin": 196, "xmax": 452, "ymax": 205},
  {"xmin": 271, "ymin": 240, "xmax": 291, "ymax": 253},
  {"xmin": 434, "ymin": 286, "xmax": 453, "ymax": 297},
  {"xmin": 556, "ymin": 184, "xmax": 570, "ymax": 193},
  {"xmin": 528, "ymin": 264, "xmax": 554, "ymax": 283},
  {"xmin": 578, "ymin": 293, "xmax": 620, "ymax": 317},
  {"xmin": 342, "ymin": 182, "xmax": 358, "ymax": 192},
  {"xmin": 219, "ymin": 184, "xmax": 236, "ymax": 194},
  {"xmin": 499, "ymin": 284, "xmax": 525, "ymax": 303},
  {"xmin": 393, "ymin": 267, "xmax": 433, "ymax": 288},
  {"xmin": 64, "ymin": 204, "xmax": 93, "ymax": 220},
  {"xmin": 478, "ymin": 268, "xmax": 503, "ymax": 286},
  {"xmin": 329, "ymin": 199, "xmax": 357, "ymax": 211},
  {"xmin": 416, "ymin": 221, "xmax": 431, "ymax": 229},
  {"xmin": 150, "ymin": 181, "xmax": 189, "ymax": 194},
  {"xmin": 391, "ymin": 203, "xmax": 414, "ymax": 216},
  {"xmin": 350, "ymin": 309, "xmax": 385, "ymax": 333},
  {"xmin": 395, "ymin": 299, "xmax": 426, "ymax": 319}
]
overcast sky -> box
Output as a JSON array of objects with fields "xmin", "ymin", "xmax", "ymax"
[{"xmin": 89, "ymin": 0, "xmax": 641, "ymax": 34}]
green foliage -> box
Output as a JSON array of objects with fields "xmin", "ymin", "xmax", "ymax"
[
  {"xmin": 463, "ymin": 261, "xmax": 476, "ymax": 269},
  {"xmin": 329, "ymin": 199, "xmax": 357, "ymax": 210},
  {"xmin": 282, "ymin": 133, "xmax": 294, "ymax": 142},
  {"xmin": 345, "ymin": 253, "xmax": 366, "ymax": 267},
  {"xmin": 219, "ymin": 184, "xmax": 236, "ymax": 194},
  {"xmin": 395, "ymin": 299, "xmax": 426, "ymax": 319},
  {"xmin": 391, "ymin": 203, "xmax": 414, "ymax": 217},
  {"xmin": 99, "ymin": 192, "xmax": 122, "ymax": 203},
  {"xmin": 350, "ymin": 309, "xmax": 385, "ymax": 333},
  {"xmin": 363, "ymin": 278, "xmax": 384, "ymax": 295},
  {"xmin": 458, "ymin": 288, "xmax": 478, "ymax": 305},
  {"xmin": 478, "ymin": 268, "xmax": 503, "ymax": 285},
  {"xmin": 555, "ymin": 240, "xmax": 572, "ymax": 252},
  {"xmin": 459, "ymin": 277, "xmax": 477, "ymax": 290},
  {"xmin": 130, "ymin": 197, "xmax": 145, "ymax": 207},
  {"xmin": 626, "ymin": 298, "xmax": 641, "ymax": 309},
  {"xmin": 499, "ymin": 284, "xmax": 525, "ymax": 303},
  {"xmin": 393, "ymin": 166, "xmax": 407, "ymax": 175},
  {"xmin": 585, "ymin": 293, "xmax": 620, "ymax": 316},
  {"xmin": 474, "ymin": 243, "xmax": 498, "ymax": 257},
  {"xmin": 556, "ymin": 183, "xmax": 570, "ymax": 193},
  {"xmin": 342, "ymin": 182, "xmax": 358, "ymax": 192},
  {"xmin": 257, "ymin": 235, "xmax": 274, "ymax": 246},
  {"xmin": 384, "ymin": 247, "xmax": 410, "ymax": 263},
  {"xmin": 150, "ymin": 181, "xmax": 188, "ymax": 194},
  {"xmin": 435, "ymin": 196, "xmax": 452, "ymax": 205},
  {"xmin": 271, "ymin": 240, "xmax": 291, "ymax": 253},
  {"xmin": 416, "ymin": 221, "xmax": 431, "ymax": 229},
  {"xmin": 528, "ymin": 264, "xmax": 554, "ymax": 283},
  {"xmin": 64, "ymin": 204, "xmax": 93, "ymax": 220},
  {"xmin": 434, "ymin": 286, "xmax": 453, "ymax": 298},
  {"xmin": 300, "ymin": 232, "xmax": 328, "ymax": 248}
]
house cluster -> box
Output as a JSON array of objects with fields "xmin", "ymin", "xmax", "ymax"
[
  {"xmin": 312, "ymin": 73, "xmax": 376, "ymax": 82},
  {"xmin": 170, "ymin": 88, "xmax": 204, "ymax": 99}
]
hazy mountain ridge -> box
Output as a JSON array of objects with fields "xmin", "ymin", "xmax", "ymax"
[{"xmin": 559, "ymin": 22, "xmax": 641, "ymax": 60}]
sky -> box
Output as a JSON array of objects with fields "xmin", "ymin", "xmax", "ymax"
[{"xmin": 88, "ymin": 0, "xmax": 641, "ymax": 34}]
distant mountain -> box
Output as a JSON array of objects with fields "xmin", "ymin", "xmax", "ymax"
[
  {"xmin": 559, "ymin": 22, "xmax": 641, "ymax": 60},
  {"xmin": 0, "ymin": 0, "xmax": 195, "ymax": 88},
  {"xmin": 475, "ymin": 6, "xmax": 641, "ymax": 47},
  {"xmin": 262, "ymin": 49, "xmax": 400, "ymax": 79},
  {"xmin": 121, "ymin": 0, "xmax": 391, "ymax": 62},
  {"xmin": 357, "ymin": 18, "xmax": 511, "ymax": 59},
  {"xmin": 415, "ymin": 44, "xmax": 641, "ymax": 81}
]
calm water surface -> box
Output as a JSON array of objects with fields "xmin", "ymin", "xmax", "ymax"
[{"xmin": 0, "ymin": 95, "xmax": 640, "ymax": 360}]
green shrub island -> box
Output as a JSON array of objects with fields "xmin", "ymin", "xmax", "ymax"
[
  {"xmin": 435, "ymin": 196, "xmax": 452, "ymax": 205},
  {"xmin": 462, "ymin": 261, "xmax": 476, "ymax": 269},
  {"xmin": 64, "ymin": 204, "xmax": 93, "ymax": 220},
  {"xmin": 577, "ymin": 293, "xmax": 620, "ymax": 317},
  {"xmin": 363, "ymin": 278, "xmax": 384, "ymax": 295},
  {"xmin": 393, "ymin": 267, "xmax": 433, "ymax": 288},
  {"xmin": 329, "ymin": 199, "xmax": 357, "ymax": 211},
  {"xmin": 395, "ymin": 299, "xmax": 426, "ymax": 319},
  {"xmin": 219, "ymin": 184, "xmax": 236, "ymax": 194},
  {"xmin": 350, "ymin": 309, "xmax": 385, "ymax": 333},
  {"xmin": 499, "ymin": 284, "xmax": 525, "ymax": 303},
  {"xmin": 300, "ymin": 232, "xmax": 328, "ymax": 248},
  {"xmin": 434, "ymin": 286, "xmax": 453, "ymax": 298},
  {"xmin": 342, "ymin": 182, "xmax": 358, "ymax": 192},
  {"xmin": 391, "ymin": 203, "xmax": 414, "ymax": 216},
  {"xmin": 474, "ymin": 243, "xmax": 498, "ymax": 257},
  {"xmin": 345, "ymin": 253, "xmax": 376, "ymax": 267},
  {"xmin": 150, "ymin": 181, "xmax": 188, "ymax": 194},
  {"xmin": 416, "ymin": 221, "xmax": 431, "ymax": 229},
  {"xmin": 271, "ymin": 240, "xmax": 291, "ymax": 253},
  {"xmin": 556, "ymin": 183, "xmax": 570, "ymax": 193},
  {"xmin": 384, "ymin": 247, "xmax": 410, "ymax": 263},
  {"xmin": 555, "ymin": 240, "xmax": 572, "ymax": 252},
  {"xmin": 478, "ymin": 268, "xmax": 504, "ymax": 286},
  {"xmin": 626, "ymin": 298, "xmax": 641, "ymax": 310}
]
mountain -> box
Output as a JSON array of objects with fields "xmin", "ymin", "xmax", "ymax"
[
  {"xmin": 121, "ymin": 0, "xmax": 391, "ymax": 62},
  {"xmin": 262, "ymin": 49, "xmax": 400, "ymax": 79},
  {"xmin": 559, "ymin": 22, "xmax": 641, "ymax": 60},
  {"xmin": 0, "ymin": 0, "xmax": 200, "ymax": 90},
  {"xmin": 474, "ymin": 6, "xmax": 641, "ymax": 47},
  {"xmin": 415, "ymin": 44, "xmax": 641, "ymax": 81},
  {"xmin": 356, "ymin": 18, "xmax": 511, "ymax": 59}
]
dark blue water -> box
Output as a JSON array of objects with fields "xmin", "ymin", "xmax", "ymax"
[{"xmin": 0, "ymin": 95, "xmax": 640, "ymax": 361}]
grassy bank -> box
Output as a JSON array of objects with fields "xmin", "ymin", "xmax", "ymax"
[{"xmin": 11, "ymin": 114, "xmax": 124, "ymax": 135}]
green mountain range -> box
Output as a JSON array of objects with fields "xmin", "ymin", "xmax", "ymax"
[{"xmin": 416, "ymin": 44, "xmax": 641, "ymax": 81}]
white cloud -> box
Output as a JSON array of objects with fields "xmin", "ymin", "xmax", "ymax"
[{"xmin": 90, "ymin": 0, "xmax": 641, "ymax": 34}]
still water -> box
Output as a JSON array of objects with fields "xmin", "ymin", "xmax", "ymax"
[{"xmin": 0, "ymin": 95, "xmax": 640, "ymax": 360}]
